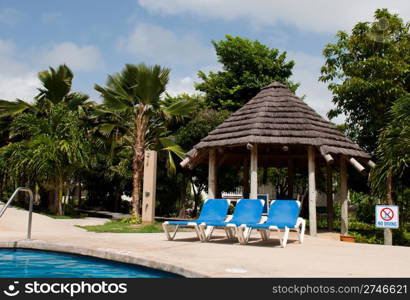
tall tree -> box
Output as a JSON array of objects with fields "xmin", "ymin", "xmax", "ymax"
[
  {"xmin": 196, "ymin": 35, "xmax": 298, "ymax": 111},
  {"xmin": 320, "ymin": 9, "xmax": 410, "ymax": 153},
  {"xmin": 0, "ymin": 65, "xmax": 95, "ymax": 214},
  {"xmin": 0, "ymin": 104, "xmax": 91, "ymax": 215},
  {"xmin": 370, "ymin": 94, "xmax": 410, "ymax": 198},
  {"xmin": 95, "ymin": 64, "xmax": 194, "ymax": 219},
  {"xmin": 0, "ymin": 65, "xmax": 93, "ymax": 117}
]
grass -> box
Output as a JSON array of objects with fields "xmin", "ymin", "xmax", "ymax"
[{"xmin": 77, "ymin": 220, "xmax": 164, "ymax": 233}]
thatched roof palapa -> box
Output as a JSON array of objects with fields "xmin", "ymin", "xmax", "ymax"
[{"xmin": 183, "ymin": 82, "xmax": 370, "ymax": 169}]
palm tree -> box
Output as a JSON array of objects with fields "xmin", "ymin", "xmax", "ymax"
[
  {"xmin": 0, "ymin": 65, "xmax": 94, "ymax": 117},
  {"xmin": 95, "ymin": 63, "xmax": 194, "ymax": 219},
  {"xmin": 0, "ymin": 64, "xmax": 95, "ymax": 215},
  {"xmin": 1, "ymin": 104, "xmax": 91, "ymax": 215}
]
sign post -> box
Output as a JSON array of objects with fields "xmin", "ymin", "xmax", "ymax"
[{"xmin": 375, "ymin": 205, "xmax": 399, "ymax": 245}]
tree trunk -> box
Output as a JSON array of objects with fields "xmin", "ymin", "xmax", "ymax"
[
  {"xmin": 55, "ymin": 188, "xmax": 63, "ymax": 216},
  {"xmin": 131, "ymin": 113, "xmax": 146, "ymax": 219},
  {"xmin": 49, "ymin": 185, "xmax": 63, "ymax": 216},
  {"xmin": 132, "ymin": 152, "xmax": 143, "ymax": 219},
  {"xmin": 178, "ymin": 175, "xmax": 188, "ymax": 218},
  {"xmin": 56, "ymin": 179, "xmax": 63, "ymax": 216},
  {"xmin": 77, "ymin": 182, "xmax": 82, "ymax": 207},
  {"xmin": 113, "ymin": 188, "xmax": 121, "ymax": 212},
  {"xmin": 47, "ymin": 190, "xmax": 54, "ymax": 213},
  {"xmin": 384, "ymin": 172, "xmax": 393, "ymax": 245}
]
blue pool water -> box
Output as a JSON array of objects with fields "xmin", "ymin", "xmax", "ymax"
[{"xmin": 0, "ymin": 249, "xmax": 180, "ymax": 278}]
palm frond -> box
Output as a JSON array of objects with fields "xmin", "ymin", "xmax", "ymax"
[
  {"xmin": 160, "ymin": 96, "xmax": 197, "ymax": 121},
  {"xmin": 0, "ymin": 99, "xmax": 35, "ymax": 116},
  {"xmin": 158, "ymin": 136, "xmax": 185, "ymax": 159},
  {"xmin": 36, "ymin": 65, "xmax": 73, "ymax": 104}
]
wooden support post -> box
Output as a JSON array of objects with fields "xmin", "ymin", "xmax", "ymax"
[
  {"xmin": 142, "ymin": 150, "xmax": 157, "ymax": 224},
  {"xmin": 208, "ymin": 149, "xmax": 217, "ymax": 199},
  {"xmin": 349, "ymin": 157, "xmax": 366, "ymax": 175},
  {"xmin": 367, "ymin": 160, "xmax": 376, "ymax": 169},
  {"xmin": 323, "ymin": 153, "xmax": 334, "ymax": 164},
  {"xmin": 340, "ymin": 156, "xmax": 348, "ymax": 236},
  {"xmin": 326, "ymin": 164, "xmax": 334, "ymax": 231},
  {"xmin": 308, "ymin": 146, "xmax": 317, "ymax": 236},
  {"xmin": 180, "ymin": 157, "xmax": 190, "ymax": 168},
  {"xmin": 250, "ymin": 144, "xmax": 258, "ymax": 199},
  {"xmin": 243, "ymin": 156, "xmax": 250, "ymax": 198},
  {"xmin": 287, "ymin": 158, "xmax": 294, "ymax": 199}
]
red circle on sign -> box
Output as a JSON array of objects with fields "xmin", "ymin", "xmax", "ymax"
[{"xmin": 380, "ymin": 208, "xmax": 394, "ymax": 221}]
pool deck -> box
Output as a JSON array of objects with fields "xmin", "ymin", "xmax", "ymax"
[{"xmin": 1, "ymin": 206, "xmax": 409, "ymax": 278}]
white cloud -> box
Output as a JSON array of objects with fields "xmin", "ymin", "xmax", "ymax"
[
  {"xmin": 0, "ymin": 40, "xmax": 39, "ymax": 101},
  {"xmin": 167, "ymin": 76, "xmax": 196, "ymax": 96},
  {"xmin": 0, "ymin": 40, "xmax": 15, "ymax": 56},
  {"xmin": 167, "ymin": 62, "xmax": 223, "ymax": 96},
  {"xmin": 0, "ymin": 72, "xmax": 39, "ymax": 101},
  {"xmin": 0, "ymin": 8, "xmax": 23, "ymax": 25},
  {"xmin": 40, "ymin": 42, "xmax": 104, "ymax": 72},
  {"xmin": 41, "ymin": 12, "xmax": 62, "ymax": 24},
  {"xmin": 138, "ymin": 0, "xmax": 410, "ymax": 33},
  {"xmin": 118, "ymin": 23, "xmax": 214, "ymax": 66},
  {"xmin": 288, "ymin": 51, "xmax": 345, "ymax": 124}
]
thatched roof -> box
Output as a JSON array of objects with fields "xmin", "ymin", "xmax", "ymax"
[{"xmin": 183, "ymin": 82, "xmax": 370, "ymax": 168}]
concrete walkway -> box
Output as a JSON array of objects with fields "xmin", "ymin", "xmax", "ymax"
[{"xmin": 1, "ymin": 206, "xmax": 409, "ymax": 277}]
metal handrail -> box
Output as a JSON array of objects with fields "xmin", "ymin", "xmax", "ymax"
[{"xmin": 0, "ymin": 187, "xmax": 34, "ymax": 240}]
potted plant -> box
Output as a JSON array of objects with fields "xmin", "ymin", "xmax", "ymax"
[{"xmin": 340, "ymin": 234, "xmax": 356, "ymax": 243}]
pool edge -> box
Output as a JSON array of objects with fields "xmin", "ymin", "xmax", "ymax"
[{"xmin": 0, "ymin": 240, "xmax": 208, "ymax": 278}]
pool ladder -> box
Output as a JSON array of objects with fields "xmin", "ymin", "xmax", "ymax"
[{"xmin": 0, "ymin": 187, "xmax": 34, "ymax": 240}]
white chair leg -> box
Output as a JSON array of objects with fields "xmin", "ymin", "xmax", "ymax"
[
  {"xmin": 199, "ymin": 225, "xmax": 207, "ymax": 242},
  {"xmin": 259, "ymin": 229, "xmax": 270, "ymax": 241},
  {"xmin": 236, "ymin": 226, "xmax": 245, "ymax": 244},
  {"xmin": 203, "ymin": 226, "xmax": 214, "ymax": 242},
  {"xmin": 299, "ymin": 219, "xmax": 306, "ymax": 243},
  {"xmin": 163, "ymin": 223, "xmax": 179, "ymax": 241},
  {"xmin": 245, "ymin": 227, "xmax": 253, "ymax": 243},
  {"xmin": 281, "ymin": 227, "xmax": 290, "ymax": 248},
  {"xmin": 224, "ymin": 227, "xmax": 235, "ymax": 240},
  {"xmin": 237, "ymin": 227, "xmax": 252, "ymax": 244},
  {"xmin": 259, "ymin": 229, "xmax": 267, "ymax": 241},
  {"xmin": 163, "ymin": 223, "xmax": 171, "ymax": 240},
  {"xmin": 193, "ymin": 224, "xmax": 203, "ymax": 241}
]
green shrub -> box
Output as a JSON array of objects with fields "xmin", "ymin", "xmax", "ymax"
[{"xmin": 350, "ymin": 191, "xmax": 377, "ymax": 223}]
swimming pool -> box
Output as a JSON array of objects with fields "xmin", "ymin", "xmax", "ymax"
[{"xmin": 0, "ymin": 249, "xmax": 180, "ymax": 278}]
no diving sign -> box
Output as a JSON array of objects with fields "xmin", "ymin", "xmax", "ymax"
[{"xmin": 376, "ymin": 205, "xmax": 399, "ymax": 228}]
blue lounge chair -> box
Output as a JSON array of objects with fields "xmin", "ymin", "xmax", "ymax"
[
  {"xmin": 162, "ymin": 199, "xmax": 230, "ymax": 241},
  {"xmin": 199, "ymin": 198, "xmax": 265, "ymax": 242},
  {"xmin": 237, "ymin": 200, "xmax": 305, "ymax": 248}
]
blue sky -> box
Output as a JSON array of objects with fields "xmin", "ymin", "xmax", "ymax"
[{"xmin": 1, "ymin": 0, "xmax": 409, "ymax": 123}]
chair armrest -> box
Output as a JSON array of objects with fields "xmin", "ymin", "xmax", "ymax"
[
  {"xmin": 224, "ymin": 215, "xmax": 233, "ymax": 222},
  {"xmin": 295, "ymin": 217, "xmax": 304, "ymax": 228}
]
